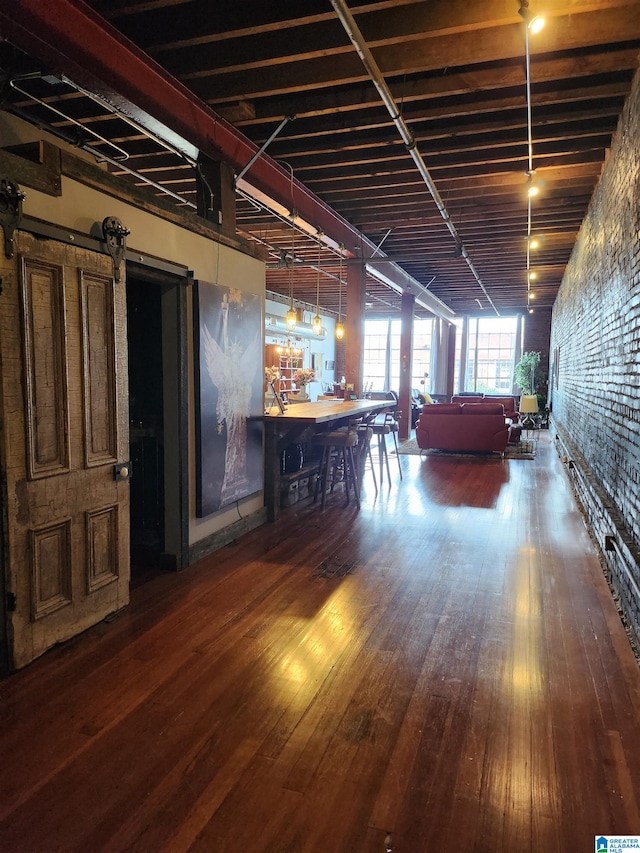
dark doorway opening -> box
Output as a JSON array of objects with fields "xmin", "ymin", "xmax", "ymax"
[{"xmin": 127, "ymin": 277, "xmax": 166, "ymax": 587}]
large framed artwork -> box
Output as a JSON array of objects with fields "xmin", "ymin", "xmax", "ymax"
[{"xmin": 194, "ymin": 281, "xmax": 263, "ymax": 516}]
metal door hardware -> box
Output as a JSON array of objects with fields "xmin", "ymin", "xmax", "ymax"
[
  {"xmin": 102, "ymin": 216, "xmax": 130, "ymax": 282},
  {"xmin": 0, "ymin": 177, "xmax": 26, "ymax": 258}
]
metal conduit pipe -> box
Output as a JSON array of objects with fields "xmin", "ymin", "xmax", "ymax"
[{"xmin": 330, "ymin": 0, "xmax": 500, "ymax": 317}]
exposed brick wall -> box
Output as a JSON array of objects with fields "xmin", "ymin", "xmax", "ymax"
[
  {"xmin": 550, "ymin": 67, "xmax": 640, "ymax": 646},
  {"xmin": 554, "ymin": 429, "xmax": 640, "ymax": 648}
]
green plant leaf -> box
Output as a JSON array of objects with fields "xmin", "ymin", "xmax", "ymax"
[{"xmin": 514, "ymin": 351, "xmax": 541, "ymax": 395}]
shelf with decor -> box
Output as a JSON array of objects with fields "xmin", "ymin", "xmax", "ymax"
[{"xmin": 265, "ymin": 343, "xmax": 304, "ymax": 396}]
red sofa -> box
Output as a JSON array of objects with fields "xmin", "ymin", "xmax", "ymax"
[
  {"xmin": 416, "ymin": 402, "xmax": 511, "ymax": 454},
  {"xmin": 451, "ymin": 395, "xmax": 520, "ymax": 424}
]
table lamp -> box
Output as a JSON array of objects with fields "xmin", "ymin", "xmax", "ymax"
[{"xmin": 519, "ymin": 394, "xmax": 538, "ymax": 429}]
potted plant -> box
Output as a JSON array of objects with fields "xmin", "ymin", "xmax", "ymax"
[
  {"xmin": 265, "ymin": 365, "xmax": 281, "ymax": 385},
  {"xmin": 292, "ymin": 367, "xmax": 316, "ymax": 401},
  {"xmin": 514, "ymin": 351, "xmax": 541, "ymax": 396},
  {"xmin": 514, "ymin": 351, "xmax": 549, "ymax": 426}
]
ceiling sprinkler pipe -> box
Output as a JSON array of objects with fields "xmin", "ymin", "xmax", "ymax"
[{"xmin": 330, "ymin": 0, "xmax": 499, "ymax": 317}]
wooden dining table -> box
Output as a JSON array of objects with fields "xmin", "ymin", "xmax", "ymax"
[{"xmin": 261, "ymin": 398, "xmax": 390, "ymax": 521}]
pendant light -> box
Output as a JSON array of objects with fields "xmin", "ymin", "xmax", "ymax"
[
  {"xmin": 335, "ymin": 246, "xmax": 345, "ymax": 340},
  {"xmin": 285, "ymin": 217, "xmax": 297, "ymax": 331},
  {"xmin": 312, "ymin": 239, "xmax": 323, "ymax": 335}
]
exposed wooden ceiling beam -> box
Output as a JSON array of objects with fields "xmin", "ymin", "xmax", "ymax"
[
  {"xmin": 177, "ymin": 8, "xmax": 639, "ymax": 99},
  {"xmin": 223, "ymin": 48, "xmax": 640, "ymax": 124}
]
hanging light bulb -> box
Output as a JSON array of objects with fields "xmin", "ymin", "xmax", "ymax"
[
  {"xmin": 312, "ymin": 239, "xmax": 323, "ymax": 335},
  {"xmin": 285, "ymin": 305, "xmax": 297, "ymax": 330},
  {"xmin": 529, "ymin": 15, "xmax": 544, "ymax": 33},
  {"xmin": 526, "ymin": 171, "xmax": 540, "ymax": 198},
  {"xmin": 285, "ymin": 215, "xmax": 297, "ymax": 330},
  {"xmin": 335, "ymin": 245, "xmax": 345, "ymax": 340}
]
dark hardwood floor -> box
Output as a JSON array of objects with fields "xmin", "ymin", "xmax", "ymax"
[{"xmin": 1, "ymin": 433, "xmax": 639, "ymax": 852}]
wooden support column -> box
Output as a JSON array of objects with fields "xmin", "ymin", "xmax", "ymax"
[
  {"xmin": 195, "ymin": 155, "xmax": 236, "ymax": 238},
  {"xmin": 345, "ymin": 260, "xmax": 366, "ymax": 395},
  {"xmin": 399, "ymin": 291, "xmax": 415, "ymax": 440}
]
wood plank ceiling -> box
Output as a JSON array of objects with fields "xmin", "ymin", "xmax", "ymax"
[{"xmin": 1, "ymin": 0, "xmax": 639, "ymax": 319}]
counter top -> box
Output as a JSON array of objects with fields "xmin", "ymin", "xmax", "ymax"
[{"xmin": 263, "ymin": 398, "xmax": 386, "ymax": 425}]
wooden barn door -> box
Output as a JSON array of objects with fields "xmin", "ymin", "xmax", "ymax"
[{"xmin": 0, "ymin": 231, "xmax": 130, "ymax": 669}]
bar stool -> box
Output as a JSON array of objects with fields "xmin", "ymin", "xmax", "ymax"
[
  {"xmin": 356, "ymin": 423, "xmax": 378, "ymax": 497},
  {"xmin": 371, "ymin": 409, "xmax": 404, "ymax": 486},
  {"xmin": 312, "ymin": 429, "xmax": 361, "ymax": 510},
  {"xmin": 385, "ymin": 409, "xmax": 403, "ymax": 480},
  {"xmin": 370, "ymin": 418, "xmax": 392, "ymax": 487}
]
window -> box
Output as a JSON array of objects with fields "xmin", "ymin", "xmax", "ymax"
[
  {"xmin": 465, "ymin": 316, "xmax": 518, "ymax": 393},
  {"xmin": 452, "ymin": 317, "xmax": 464, "ymax": 392},
  {"xmin": 412, "ymin": 318, "xmax": 434, "ymax": 391},
  {"xmin": 389, "ymin": 319, "xmax": 401, "ymax": 390},
  {"xmin": 363, "ymin": 319, "xmax": 389, "ymax": 391},
  {"xmin": 363, "ymin": 317, "xmax": 434, "ymax": 393}
]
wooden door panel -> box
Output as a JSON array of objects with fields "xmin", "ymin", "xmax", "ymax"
[
  {"xmin": 20, "ymin": 257, "xmax": 70, "ymax": 478},
  {"xmin": 30, "ymin": 519, "xmax": 72, "ymax": 620},
  {"xmin": 0, "ymin": 231, "xmax": 130, "ymax": 669},
  {"xmin": 81, "ymin": 271, "xmax": 118, "ymax": 467},
  {"xmin": 86, "ymin": 505, "xmax": 119, "ymax": 593}
]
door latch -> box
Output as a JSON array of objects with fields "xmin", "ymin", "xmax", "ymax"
[{"xmin": 114, "ymin": 461, "xmax": 132, "ymax": 482}]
